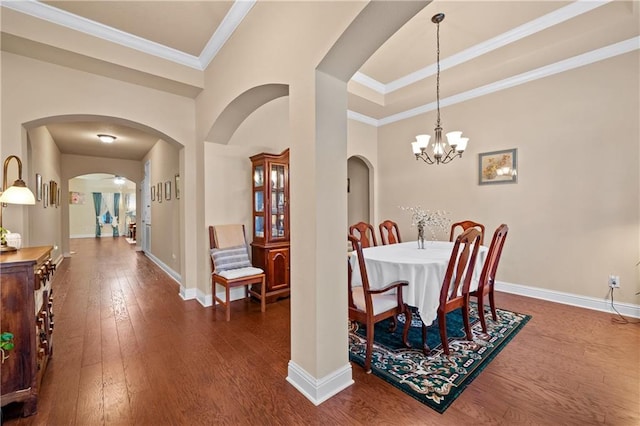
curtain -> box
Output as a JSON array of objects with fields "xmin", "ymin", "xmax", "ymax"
[
  {"xmin": 101, "ymin": 192, "xmax": 113, "ymax": 220},
  {"xmin": 113, "ymin": 193, "xmax": 121, "ymax": 237},
  {"xmin": 92, "ymin": 192, "xmax": 102, "ymax": 237}
]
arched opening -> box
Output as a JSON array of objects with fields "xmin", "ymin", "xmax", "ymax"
[
  {"xmin": 347, "ymin": 155, "xmax": 372, "ymax": 226},
  {"xmin": 67, "ymin": 174, "xmax": 136, "ymax": 241}
]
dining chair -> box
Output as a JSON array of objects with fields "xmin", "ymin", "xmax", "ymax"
[
  {"xmin": 379, "ymin": 220, "xmax": 402, "ymax": 245},
  {"xmin": 423, "ymin": 227, "xmax": 482, "ymax": 355},
  {"xmin": 209, "ymin": 224, "xmax": 266, "ymax": 321},
  {"xmin": 449, "ymin": 220, "xmax": 485, "ymax": 246},
  {"xmin": 469, "ymin": 224, "xmax": 509, "ymax": 333},
  {"xmin": 349, "ymin": 221, "xmax": 378, "ymax": 248},
  {"xmin": 348, "ymin": 235, "xmax": 412, "ymax": 373}
]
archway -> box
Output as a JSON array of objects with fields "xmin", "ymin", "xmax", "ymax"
[{"xmin": 347, "ymin": 155, "xmax": 372, "ymax": 226}]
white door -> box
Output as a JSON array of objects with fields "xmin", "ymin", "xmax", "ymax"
[{"xmin": 142, "ymin": 160, "xmax": 151, "ymax": 252}]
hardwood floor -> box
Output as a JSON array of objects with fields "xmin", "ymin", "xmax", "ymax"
[{"xmin": 3, "ymin": 237, "xmax": 639, "ymax": 425}]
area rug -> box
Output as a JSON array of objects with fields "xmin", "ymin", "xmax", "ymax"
[{"xmin": 348, "ymin": 303, "xmax": 531, "ymax": 413}]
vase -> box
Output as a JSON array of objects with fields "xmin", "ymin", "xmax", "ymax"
[{"xmin": 417, "ymin": 223, "xmax": 425, "ymax": 249}]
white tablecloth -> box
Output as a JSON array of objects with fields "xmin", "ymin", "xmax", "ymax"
[{"xmin": 349, "ymin": 241, "xmax": 487, "ymax": 326}]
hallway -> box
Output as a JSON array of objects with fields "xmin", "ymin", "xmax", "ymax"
[{"xmin": 2, "ymin": 237, "xmax": 639, "ymax": 425}]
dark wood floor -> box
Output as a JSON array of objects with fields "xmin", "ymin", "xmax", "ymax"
[{"xmin": 3, "ymin": 237, "xmax": 639, "ymax": 425}]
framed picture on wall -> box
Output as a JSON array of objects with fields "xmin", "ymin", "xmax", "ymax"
[
  {"xmin": 157, "ymin": 183, "xmax": 162, "ymax": 203},
  {"xmin": 49, "ymin": 180, "xmax": 57, "ymax": 206},
  {"xmin": 174, "ymin": 174, "xmax": 180, "ymax": 200},
  {"xmin": 43, "ymin": 183, "xmax": 49, "ymax": 208},
  {"xmin": 36, "ymin": 173, "xmax": 42, "ymax": 201},
  {"xmin": 165, "ymin": 181, "xmax": 171, "ymax": 201},
  {"xmin": 151, "ymin": 185, "xmax": 156, "ymax": 201},
  {"xmin": 478, "ymin": 148, "xmax": 518, "ymax": 185}
]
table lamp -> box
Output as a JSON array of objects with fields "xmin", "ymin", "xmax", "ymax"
[{"xmin": 0, "ymin": 155, "xmax": 36, "ymax": 253}]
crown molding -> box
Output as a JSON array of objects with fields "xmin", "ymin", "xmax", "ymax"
[
  {"xmin": 2, "ymin": 0, "xmax": 203, "ymax": 69},
  {"xmin": 1, "ymin": 0, "xmax": 254, "ymax": 71},
  {"xmin": 199, "ymin": 0, "xmax": 256, "ymax": 69},
  {"xmin": 381, "ymin": 0, "xmax": 612, "ymax": 94},
  {"xmin": 349, "ymin": 37, "xmax": 639, "ymax": 127},
  {"xmin": 346, "ymin": 110, "xmax": 380, "ymax": 127}
]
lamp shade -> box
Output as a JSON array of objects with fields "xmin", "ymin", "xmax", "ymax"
[{"xmin": 0, "ymin": 180, "xmax": 36, "ymax": 205}]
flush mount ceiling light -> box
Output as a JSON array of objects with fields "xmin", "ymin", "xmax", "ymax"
[
  {"xmin": 411, "ymin": 13, "xmax": 469, "ymax": 165},
  {"xmin": 113, "ymin": 176, "xmax": 125, "ymax": 185},
  {"xmin": 97, "ymin": 134, "xmax": 116, "ymax": 144}
]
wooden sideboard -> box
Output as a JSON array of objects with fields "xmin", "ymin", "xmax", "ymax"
[{"xmin": 1, "ymin": 246, "xmax": 55, "ymax": 417}]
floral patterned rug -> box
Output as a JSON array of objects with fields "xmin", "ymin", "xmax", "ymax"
[{"xmin": 348, "ymin": 303, "xmax": 531, "ymax": 413}]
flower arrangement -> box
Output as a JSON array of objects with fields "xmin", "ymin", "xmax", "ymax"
[{"xmin": 400, "ymin": 206, "xmax": 450, "ymax": 243}]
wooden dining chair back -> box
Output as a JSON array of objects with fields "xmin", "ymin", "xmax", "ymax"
[
  {"xmin": 470, "ymin": 224, "xmax": 509, "ymax": 332},
  {"xmin": 209, "ymin": 224, "xmax": 266, "ymax": 321},
  {"xmin": 379, "ymin": 220, "xmax": 402, "ymax": 245},
  {"xmin": 349, "ymin": 222, "xmax": 378, "ymax": 248},
  {"xmin": 449, "ymin": 220, "xmax": 485, "ymax": 246},
  {"xmin": 423, "ymin": 227, "xmax": 482, "ymax": 355},
  {"xmin": 347, "ymin": 235, "xmax": 411, "ymax": 373}
]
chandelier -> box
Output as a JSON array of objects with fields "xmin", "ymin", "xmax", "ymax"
[{"xmin": 411, "ymin": 13, "xmax": 468, "ymax": 165}]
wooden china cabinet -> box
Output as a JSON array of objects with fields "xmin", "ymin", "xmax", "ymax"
[{"xmin": 250, "ymin": 149, "xmax": 290, "ymax": 302}]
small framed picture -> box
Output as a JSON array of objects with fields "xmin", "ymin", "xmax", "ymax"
[
  {"xmin": 36, "ymin": 173, "xmax": 42, "ymax": 201},
  {"xmin": 43, "ymin": 183, "xmax": 49, "ymax": 208},
  {"xmin": 174, "ymin": 174, "xmax": 180, "ymax": 200},
  {"xmin": 165, "ymin": 181, "xmax": 171, "ymax": 201},
  {"xmin": 478, "ymin": 148, "xmax": 518, "ymax": 185},
  {"xmin": 151, "ymin": 185, "xmax": 156, "ymax": 201},
  {"xmin": 157, "ymin": 182, "xmax": 162, "ymax": 203}
]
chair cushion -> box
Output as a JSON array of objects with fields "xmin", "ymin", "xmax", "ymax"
[
  {"xmin": 210, "ymin": 245, "xmax": 252, "ymax": 272},
  {"xmin": 352, "ymin": 287, "xmax": 399, "ymax": 316},
  {"xmin": 216, "ymin": 266, "xmax": 264, "ymax": 280}
]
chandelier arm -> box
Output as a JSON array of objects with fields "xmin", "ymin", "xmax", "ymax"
[
  {"xmin": 417, "ymin": 153, "xmax": 436, "ymax": 164},
  {"xmin": 441, "ymin": 149, "xmax": 457, "ymax": 163}
]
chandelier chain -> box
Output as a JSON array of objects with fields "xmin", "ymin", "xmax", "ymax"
[{"xmin": 435, "ymin": 19, "xmax": 441, "ymax": 128}]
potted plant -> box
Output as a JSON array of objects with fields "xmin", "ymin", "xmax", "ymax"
[{"xmin": 1, "ymin": 332, "xmax": 15, "ymax": 364}]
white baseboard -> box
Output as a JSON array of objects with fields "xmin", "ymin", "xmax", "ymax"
[
  {"xmin": 496, "ymin": 281, "xmax": 640, "ymax": 318},
  {"xmin": 180, "ymin": 286, "xmax": 198, "ymax": 301},
  {"xmin": 70, "ymin": 233, "xmax": 125, "ymax": 238},
  {"xmin": 193, "ymin": 286, "xmax": 246, "ymax": 307},
  {"xmin": 286, "ymin": 361, "xmax": 354, "ymax": 406},
  {"xmin": 143, "ymin": 251, "xmax": 182, "ymax": 286}
]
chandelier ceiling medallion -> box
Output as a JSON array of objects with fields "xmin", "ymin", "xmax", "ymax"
[{"xmin": 411, "ymin": 13, "xmax": 468, "ymax": 165}]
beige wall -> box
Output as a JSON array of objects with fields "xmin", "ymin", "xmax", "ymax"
[
  {"xmin": 378, "ymin": 52, "xmax": 640, "ymax": 304},
  {"xmin": 1, "ymin": 51, "xmax": 195, "ymax": 286},
  {"xmin": 25, "ymin": 126, "xmax": 62, "ymax": 260},
  {"xmin": 204, "ymin": 97, "xmax": 289, "ymax": 298},
  {"xmin": 144, "ymin": 139, "xmax": 181, "ymax": 274}
]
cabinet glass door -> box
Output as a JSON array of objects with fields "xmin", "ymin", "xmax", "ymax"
[
  {"xmin": 254, "ymin": 166, "xmax": 264, "ymax": 187},
  {"xmin": 270, "ymin": 164, "xmax": 286, "ymax": 239}
]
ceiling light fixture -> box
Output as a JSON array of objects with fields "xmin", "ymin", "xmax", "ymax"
[
  {"xmin": 113, "ymin": 176, "xmax": 125, "ymax": 185},
  {"xmin": 98, "ymin": 134, "xmax": 116, "ymax": 144},
  {"xmin": 411, "ymin": 13, "xmax": 468, "ymax": 165}
]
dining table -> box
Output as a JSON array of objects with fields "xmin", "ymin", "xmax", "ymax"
[{"xmin": 349, "ymin": 240, "xmax": 488, "ymax": 327}]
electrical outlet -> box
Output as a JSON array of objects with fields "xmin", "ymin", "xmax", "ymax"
[{"xmin": 608, "ymin": 275, "xmax": 620, "ymax": 288}]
